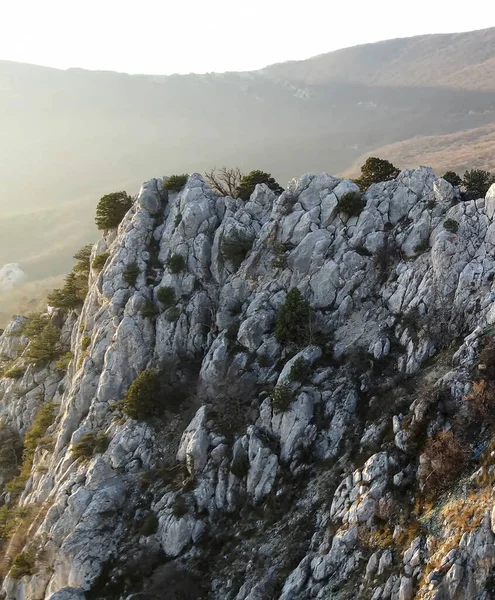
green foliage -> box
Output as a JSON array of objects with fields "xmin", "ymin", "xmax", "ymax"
[
  {"xmin": 236, "ymin": 170, "xmax": 283, "ymax": 201},
  {"xmin": 444, "ymin": 219, "xmax": 459, "ymax": 233},
  {"xmin": 442, "ymin": 171, "xmax": 462, "ymax": 187},
  {"xmin": 220, "ymin": 230, "xmax": 254, "ymax": 268},
  {"xmin": 230, "ymin": 454, "xmax": 249, "ymax": 478},
  {"xmin": 123, "ymin": 369, "xmax": 163, "ymax": 420},
  {"xmin": 271, "ymin": 243, "xmax": 289, "ymax": 270},
  {"xmin": 257, "ymin": 354, "xmax": 269, "ymax": 368},
  {"xmin": 174, "ymin": 212, "xmax": 182, "ymax": 228},
  {"xmin": 463, "ymin": 169, "xmax": 495, "ymax": 197},
  {"xmin": 271, "ymin": 254, "xmax": 288, "ymax": 269},
  {"xmin": 337, "ymin": 191, "xmax": 365, "ymax": 217},
  {"xmin": 26, "ymin": 322, "xmax": 62, "ymax": 366},
  {"xmin": 92, "ymin": 252, "xmax": 110, "ymax": 272},
  {"xmin": 272, "ymin": 382, "xmax": 293, "ymax": 412},
  {"xmin": 71, "ymin": 431, "xmax": 109, "ymax": 460},
  {"xmin": 157, "ymin": 286, "xmax": 176, "ymax": 307},
  {"xmin": 288, "ymin": 357, "xmax": 312, "ymax": 383},
  {"xmin": 47, "ymin": 245, "xmax": 92, "ymax": 310},
  {"xmin": 81, "ymin": 336, "xmax": 91, "ymax": 351},
  {"xmin": 6, "ymin": 402, "xmax": 55, "ymax": 495},
  {"xmin": 95, "ymin": 191, "xmax": 132, "ymax": 230},
  {"xmin": 123, "ymin": 262, "xmax": 140, "ymax": 286},
  {"xmin": 166, "ymin": 253, "xmax": 186, "ymax": 274},
  {"xmin": 73, "ymin": 244, "xmax": 92, "ymax": 268},
  {"xmin": 55, "ymin": 351, "xmax": 73, "ymax": 372},
  {"xmin": 164, "ymin": 174, "xmax": 188, "ymax": 192},
  {"xmin": 139, "ymin": 512, "xmax": 159, "ymax": 536},
  {"xmin": 10, "ymin": 552, "xmax": 36, "ymax": 580},
  {"xmin": 0, "ymin": 425, "xmax": 23, "ymax": 483},
  {"xmin": 166, "ymin": 307, "xmax": 181, "ymax": 322},
  {"xmin": 142, "ymin": 300, "xmax": 159, "ymax": 319},
  {"xmin": 229, "ymin": 301, "xmax": 243, "ymax": 316},
  {"xmin": 19, "ymin": 313, "xmax": 49, "ymax": 339},
  {"xmin": 171, "ymin": 495, "xmax": 187, "ymax": 517},
  {"xmin": 275, "ymin": 288, "xmax": 312, "ymax": 347},
  {"xmin": 225, "ymin": 321, "xmax": 240, "ymax": 341},
  {"xmin": 3, "ymin": 365, "xmax": 26, "ymax": 379},
  {"xmin": 414, "ymin": 239, "xmax": 430, "ymax": 254},
  {"xmin": 354, "ymin": 157, "xmax": 400, "ymax": 191}
]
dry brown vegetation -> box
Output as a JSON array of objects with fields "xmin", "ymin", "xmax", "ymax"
[
  {"xmin": 344, "ymin": 125, "xmax": 495, "ymax": 179},
  {"xmin": 0, "ymin": 501, "xmax": 51, "ymax": 579},
  {"xmin": 420, "ymin": 430, "xmax": 469, "ymax": 493}
]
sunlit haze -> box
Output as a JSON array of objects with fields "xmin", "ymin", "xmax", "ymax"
[{"xmin": 1, "ymin": 0, "xmax": 492, "ymax": 74}]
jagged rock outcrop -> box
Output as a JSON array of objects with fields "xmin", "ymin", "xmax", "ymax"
[{"xmin": 1, "ymin": 168, "xmax": 495, "ymax": 599}]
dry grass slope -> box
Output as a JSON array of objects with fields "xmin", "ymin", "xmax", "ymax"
[{"xmin": 344, "ymin": 125, "xmax": 495, "ymax": 178}]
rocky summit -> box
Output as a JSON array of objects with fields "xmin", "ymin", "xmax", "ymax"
[{"xmin": 2, "ymin": 168, "xmax": 495, "ymax": 600}]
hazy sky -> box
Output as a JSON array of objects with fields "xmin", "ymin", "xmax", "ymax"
[{"xmin": 2, "ymin": 0, "xmax": 493, "ymax": 74}]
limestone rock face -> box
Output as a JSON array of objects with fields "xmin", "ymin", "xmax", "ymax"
[{"xmin": 2, "ymin": 168, "xmax": 495, "ymax": 599}]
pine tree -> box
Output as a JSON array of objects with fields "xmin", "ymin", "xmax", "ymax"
[
  {"xmin": 463, "ymin": 169, "xmax": 495, "ymax": 198},
  {"xmin": 275, "ymin": 288, "xmax": 312, "ymax": 346},
  {"xmin": 236, "ymin": 170, "xmax": 283, "ymax": 201},
  {"xmin": 355, "ymin": 157, "xmax": 400, "ymax": 191},
  {"xmin": 95, "ymin": 191, "xmax": 132, "ymax": 230},
  {"xmin": 442, "ymin": 171, "xmax": 462, "ymax": 187}
]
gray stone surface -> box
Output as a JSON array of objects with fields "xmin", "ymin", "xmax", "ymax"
[{"xmin": 2, "ymin": 169, "xmax": 495, "ymax": 599}]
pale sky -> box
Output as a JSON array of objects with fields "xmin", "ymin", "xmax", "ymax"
[{"xmin": 1, "ymin": 0, "xmax": 493, "ymax": 75}]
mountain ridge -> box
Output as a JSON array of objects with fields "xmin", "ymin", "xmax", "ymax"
[
  {"xmin": 1, "ymin": 168, "xmax": 495, "ymax": 598},
  {"xmin": 1, "ymin": 25, "xmax": 495, "ymax": 287}
]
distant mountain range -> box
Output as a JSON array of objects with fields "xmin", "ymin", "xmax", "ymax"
[{"xmin": 1, "ymin": 26, "xmax": 494, "ymax": 284}]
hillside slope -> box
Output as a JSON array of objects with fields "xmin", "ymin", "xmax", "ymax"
[
  {"xmin": 1, "ymin": 26, "xmax": 495, "ymax": 283},
  {"xmin": 1, "ymin": 169, "xmax": 495, "ymax": 599},
  {"xmin": 263, "ymin": 27, "xmax": 495, "ymax": 89}
]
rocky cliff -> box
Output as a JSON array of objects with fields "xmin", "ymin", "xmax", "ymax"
[{"xmin": 1, "ymin": 168, "xmax": 495, "ymax": 600}]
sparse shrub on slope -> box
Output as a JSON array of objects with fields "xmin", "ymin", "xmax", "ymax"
[
  {"xmin": 288, "ymin": 357, "xmax": 312, "ymax": 383},
  {"xmin": 272, "ymin": 382, "xmax": 294, "ymax": 412},
  {"xmin": 164, "ymin": 174, "xmax": 188, "ymax": 192},
  {"xmin": 123, "ymin": 262, "xmax": 140, "ymax": 286},
  {"xmin": 0, "ymin": 425, "xmax": 23, "ymax": 483},
  {"xmin": 71, "ymin": 431, "xmax": 109, "ymax": 460},
  {"xmin": 3, "ymin": 365, "xmax": 25, "ymax": 379},
  {"xmin": 55, "ymin": 351, "xmax": 73, "ymax": 372},
  {"xmin": 225, "ymin": 320, "xmax": 240, "ymax": 341},
  {"xmin": 337, "ymin": 191, "xmax": 365, "ymax": 217},
  {"xmin": 123, "ymin": 369, "xmax": 163, "ymax": 420},
  {"xmin": 220, "ymin": 230, "xmax": 254, "ymax": 268},
  {"xmin": 354, "ymin": 157, "xmax": 400, "ymax": 191},
  {"xmin": 10, "ymin": 551, "xmax": 36, "ymax": 579},
  {"xmin": 420, "ymin": 430, "xmax": 468, "ymax": 493},
  {"xmin": 275, "ymin": 288, "xmax": 312, "ymax": 347},
  {"xmin": 166, "ymin": 253, "xmax": 186, "ymax": 274},
  {"xmin": 19, "ymin": 313, "xmax": 49, "ymax": 339},
  {"xmin": 442, "ymin": 171, "xmax": 463, "ymax": 187},
  {"xmin": 230, "ymin": 453, "xmax": 249, "ymax": 478},
  {"xmin": 47, "ymin": 244, "xmax": 92, "ymax": 310},
  {"xmin": 92, "ymin": 252, "xmax": 110, "ymax": 272},
  {"xmin": 6, "ymin": 402, "xmax": 56, "ymax": 495},
  {"xmin": 157, "ymin": 286, "xmax": 176, "ymax": 307},
  {"xmin": 26, "ymin": 322, "xmax": 62, "ymax": 366},
  {"xmin": 139, "ymin": 512, "xmax": 159, "ymax": 536},
  {"xmin": 95, "ymin": 191, "xmax": 132, "ymax": 230},
  {"xmin": 443, "ymin": 219, "xmax": 459, "ymax": 233},
  {"xmin": 236, "ymin": 170, "xmax": 283, "ymax": 201}
]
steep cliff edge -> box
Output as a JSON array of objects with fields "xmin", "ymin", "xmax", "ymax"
[{"xmin": 1, "ymin": 169, "xmax": 495, "ymax": 600}]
